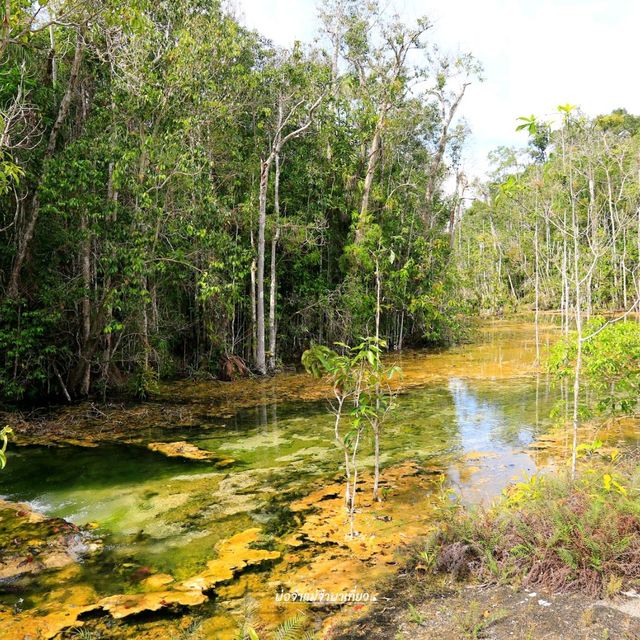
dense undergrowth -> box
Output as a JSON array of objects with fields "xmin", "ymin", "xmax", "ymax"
[{"xmin": 428, "ymin": 451, "xmax": 640, "ymax": 597}]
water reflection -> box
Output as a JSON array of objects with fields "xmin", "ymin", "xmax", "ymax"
[
  {"xmin": 1, "ymin": 322, "xmax": 573, "ymax": 632},
  {"xmin": 442, "ymin": 376, "xmax": 556, "ymax": 502}
]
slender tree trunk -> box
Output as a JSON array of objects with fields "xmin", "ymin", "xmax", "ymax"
[
  {"xmin": 255, "ymin": 156, "xmax": 273, "ymax": 374},
  {"xmin": 562, "ymin": 221, "xmax": 569, "ymax": 335},
  {"xmin": 79, "ymin": 211, "xmax": 91, "ymax": 395},
  {"xmin": 567, "ymin": 134, "xmax": 583, "ymax": 480},
  {"xmin": 141, "ymin": 276, "xmax": 151, "ymax": 371},
  {"xmin": 268, "ymin": 152, "xmax": 281, "ymax": 372},
  {"xmin": 571, "ymin": 250, "xmax": 583, "ymax": 480},
  {"xmin": 49, "ymin": 24, "xmax": 57, "ymax": 88},
  {"xmin": 334, "ymin": 395, "xmax": 350, "ymax": 509},
  {"xmin": 637, "ymin": 194, "xmax": 640, "ymax": 310},
  {"xmin": 372, "ymin": 254, "xmax": 382, "ymax": 501},
  {"xmin": 250, "ymin": 230, "xmax": 257, "ymax": 365},
  {"xmin": 7, "ymin": 32, "xmax": 84, "ymax": 297},
  {"xmin": 534, "ymin": 215, "xmax": 540, "ymax": 365},
  {"xmin": 267, "ymin": 230, "xmax": 280, "ymax": 371},
  {"xmin": 356, "ymin": 116, "xmax": 385, "ymax": 243},
  {"xmin": 423, "ymin": 84, "xmax": 469, "ymax": 228},
  {"xmin": 622, "ymin": 227, "xmax": 628, "ymax": 309},
  {"xmin": 348, "ymin": 426, "xmax": 362, "ymax": 537}
]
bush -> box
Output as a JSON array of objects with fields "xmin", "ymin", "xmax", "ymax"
[
  {"xmin": 430, "ymin": 458, "xmax": 640, "ymax": 597},
  {"xmin": 548, "ymin": 318, "xmax": 640, "ymax": 415}
]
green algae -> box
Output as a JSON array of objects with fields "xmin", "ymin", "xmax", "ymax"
[{"xmin": 5, "ymin": 321, "xmax": 623, "ymax": 638}]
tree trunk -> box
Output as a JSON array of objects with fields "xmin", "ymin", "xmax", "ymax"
[
  {"xmin": 250, "ymin": 230, "xmax": 257, "ymax": 364},
  {"xmin": 267, "ymin": 225, "xmax": 280, "ymax": 372},
  {"xmin": 356, "ymin": 117, "xmax": 385, "ymax": 243},
  {"xmin": 79, "ymin": 211, "xmax": 91, "ymax": 396},
  {"xmin": 372, "ymin": 254, "xmax": 382, "ymax": 501},
  {"xmin": 255, "ymin": 156, "xmax": 272, "ymax": 374},
  {"xmin": 7, "ymin": 32, "xmax": 84, "ymax": 297},
  {"xmin": 267, "ymin": 151, "xmax": 282, "ymax": 372},
  {"xmin": 534, "ymin": 215, "xmax": 540, "ymax": 365},
  {"xmin": 423, "ymin": 84, "xmax": 469, "ymax": 228}
]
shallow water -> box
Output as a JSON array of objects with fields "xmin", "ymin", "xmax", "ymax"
[{"xmin": 0, "ymin": 320, "xmax": 578, "ymax": 635}]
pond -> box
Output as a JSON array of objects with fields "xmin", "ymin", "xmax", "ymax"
[{"xmin": 0, "ymin": 320, "xmax": 579, "ymax": 638}]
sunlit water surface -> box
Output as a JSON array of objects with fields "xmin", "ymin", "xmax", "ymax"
[{"xmin": 1, "ymin": 320, "xmax": 591, "ymax": 634}]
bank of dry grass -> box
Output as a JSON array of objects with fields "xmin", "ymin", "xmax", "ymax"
[{"xmin": 430, "ymin": 452, "xmax": 640, "ymax": 597}]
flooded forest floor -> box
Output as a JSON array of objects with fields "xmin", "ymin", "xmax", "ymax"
[{"xmin": 1, "ymin": 319, "xmax": 640, "ymax": 639}]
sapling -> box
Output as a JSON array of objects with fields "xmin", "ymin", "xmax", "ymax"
[{"xmin": 303, "ymin": 338, "xmax": 400, "ymax": 535}]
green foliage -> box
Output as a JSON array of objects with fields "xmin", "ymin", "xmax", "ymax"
[
  {"xmin": 303, "ymin": 336, "xmax": 401, "ymax": 515},
  {"xmin": 242, "ymin": 613, "xmax": 317, "ymax": 640},
  {"xmin": 458, "ymin": 108, "xmax": 640, "ymax": 315},
  {"xmin": 129, "ymin": 365, "xmax": 159, "ymax": 401},
  {"xmin": 0, "ymin": 151, "xmax": 24, "ymax": 195},
  {"xmin": 0, "ymin": 0, "xmax": 475, "ymax": 403},
  {"xmin": 0, "ymin": 300, "xmax": 66, "ymax": 402},
  {"xmin": 0, "ymin": 426, "xmax": 13, "ymax": 470},
  {"xmin": 548, "ymin": 319, "xmax": 640, "ymax": 415},
  {"xmin": 454, "ymin": 601, "xmax": 507, "ymax": 639},
  {"xmin": 595, "ymin": 108, "xmax": 640, "ymax": 135},
  {"xmin": 407, "ymin": 603, "xmax": 425, "ymax": 625},
  {"xmin": 303, "ymin": 337, "xmax": 400, "ymax": 429},
  {"xmin": 432, "ymin": 458, "xmax": 640, "ymax": 596}
]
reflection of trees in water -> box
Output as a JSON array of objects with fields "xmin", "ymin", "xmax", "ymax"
[{"xmin": 447, "ymin": 376, "xmax": 555, "ymax": 451}]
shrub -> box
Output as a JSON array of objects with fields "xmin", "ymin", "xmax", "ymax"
[{"xmin": 430, "ymin": 459, "xmax": 640, "ymax": 597}]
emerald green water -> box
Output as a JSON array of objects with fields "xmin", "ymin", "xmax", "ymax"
[{"xmin": 0, "ymin": 321, "xmax": 565, "ymax": 630}]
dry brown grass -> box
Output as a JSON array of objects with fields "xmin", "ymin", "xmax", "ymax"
[{"xmin": 430, "ymin": 462, "xmax": 640, "ymax": 597}]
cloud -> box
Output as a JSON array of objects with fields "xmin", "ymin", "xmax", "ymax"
[{"xmin": 238, "ymin": 0, "xmax": 640, "ymax": 177}]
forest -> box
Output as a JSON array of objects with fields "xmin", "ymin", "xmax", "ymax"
[
  {"xmin": 1, "ymin": 0, "xmax": 482, "ymax": 403},
  {"xmin": 2, "ymin": 1, "xmax": 640, "ymax": 640}
]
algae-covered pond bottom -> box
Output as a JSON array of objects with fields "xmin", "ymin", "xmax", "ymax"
[{"xmin": 1, "ymin": 321, "xmax": 632, "ymax": 639}]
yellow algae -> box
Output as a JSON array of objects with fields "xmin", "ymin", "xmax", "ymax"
[
  {"xmin": 0, "ymin": 528, "xmax": 281, "ymax": 637},
  {"xmin": 180, "ymin": 528, "xmax": 281, "ymax": 591},
  {"xmin": 141, "ymin": 573, "xmax": 175, "ymax": 590},
  {"xmin": 46, "ymin": 583, "xmax": 98, "ymax": 607},
  {"xmin": 61, "ymin": 438, "xmax": 99, "ymax": 448},
  {"xmin": 275, "ymin": 462, "xmax": 441, "ymax": 610},
  {"xmin": 216, "ymin": 572, "xmax": 271, "ymax": 601},
  {"xmin": 0, "ymin": 605, "xmax": 96, "ymax": 640},
  {"xmin": 282, "ymin": 532, "xmax": 305, "ymax": 547},
  {"xmin": 147, "ymin": 440, "xmax": 234, "ymax": 465},
  {"xmin": 0, "ymin": 583, "xmax": 99, "ymax": 639},
  {"xmin": 0, "ymin": 583, "xmax": 206, "ymax": 637},
  {"xmin": 97, "ymin": 589, "xmax": 207, "ymax": 619},
  {"xmin": 198, "ymin": 614, "xmax": 240, "ymax": 640}
]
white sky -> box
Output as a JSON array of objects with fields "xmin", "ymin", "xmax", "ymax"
[{"xmin": 236, "ymin": 0, "xmax": 640, "ymax": 178}]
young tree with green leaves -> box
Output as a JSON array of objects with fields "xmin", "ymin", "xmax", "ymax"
[{"xmin": 303, "ymin": 337, "xmax": 399, "ymax": 533}]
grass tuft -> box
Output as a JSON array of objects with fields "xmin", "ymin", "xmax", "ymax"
[{"xmin": 426, "ymin": 458, "xmax": 640, "ymax": 597}]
